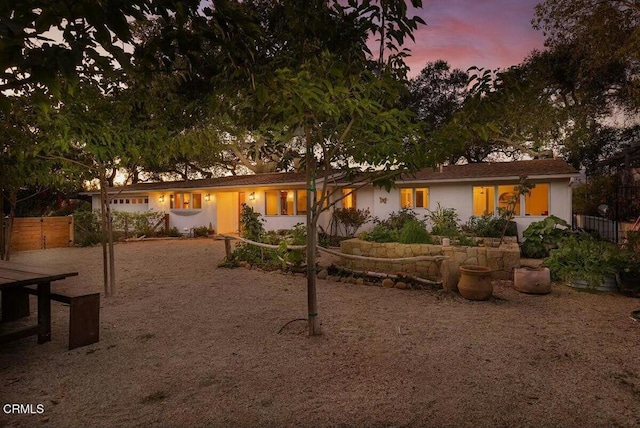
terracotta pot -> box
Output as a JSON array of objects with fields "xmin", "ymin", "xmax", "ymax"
[
  {"xmin": 513, "ymin": 267, "xmax": 551, "ymax": 294},
  {"xmin": 458, "ymin": 265, "xmax": 493, "ymax": 301}
]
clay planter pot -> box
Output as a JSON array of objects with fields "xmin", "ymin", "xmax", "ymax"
[
  {"xmin": 458, "ymin": 265, "xmax": 493, "ymax": 301},
  {"xmin": 513, "ymin": 267, "xmax": 551, "ymax": 294}
]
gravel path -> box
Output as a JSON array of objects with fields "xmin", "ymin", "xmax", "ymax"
[{"xmin": 1, "ymin": 239, "xmax": 639, "ymax": 427}]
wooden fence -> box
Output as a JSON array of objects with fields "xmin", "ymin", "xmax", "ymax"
[{"xmin": 5, "ymin": 216, "xmax": 74, "ymax": 252}]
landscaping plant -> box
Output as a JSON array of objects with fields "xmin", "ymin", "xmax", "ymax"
[
  {"xmin": 398, "ymin": 219, "xmax": 433, "ymax": 244},
  {"xmin": 543, "ymin": 233, "xmax": 623, "ymax": 288},
  {"xmin": 520, "ymin": 215, "xmax": 572, "ymax": 258},
  {"xmin": 427, "ymin": 203, "xmax": 460, "ymax": 237}
]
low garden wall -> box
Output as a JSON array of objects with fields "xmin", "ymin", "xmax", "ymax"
[{"xmin": 338, "ymin": 238, "xmax": 521, "ymax": 284}]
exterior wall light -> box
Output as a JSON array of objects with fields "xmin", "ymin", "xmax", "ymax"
[
  {"xmin": 249, "ymin": 192, "xmax": 255, "ymax": 201},
  {"xmin": 159, "ymin": 195, "xmax": 164, "ymax": 203},
  {"xmin": 205, "ymin": 194, "xmax": 210, "ymax": 202}
]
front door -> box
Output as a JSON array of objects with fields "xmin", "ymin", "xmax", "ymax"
[{"xmin": 216, "ymin": 192, "xmax": 240, "ymax": 234}]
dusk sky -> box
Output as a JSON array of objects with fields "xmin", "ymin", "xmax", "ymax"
[{"xmin": 404, "ymin": 0, "xmax": 546, "ymax": 76}]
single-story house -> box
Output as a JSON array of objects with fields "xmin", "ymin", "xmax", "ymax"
[{"xmin": 87, "ymin": 159, "xmax": 579, "ymax": 238}]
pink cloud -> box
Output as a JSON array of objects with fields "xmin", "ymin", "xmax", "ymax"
[{"xmin": 404, "ymin": 0, "xmax": 546, "ymax": 76}]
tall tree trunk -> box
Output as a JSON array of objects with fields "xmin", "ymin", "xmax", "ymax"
[
  {"xmin": 99, "ymin": 169, "xmax": 110, "ymax": 296},
  {"xmin": 305, "ymin": 134, "xmax": 320, "ymax": 336},
  {"xmin": 106, "ymin": 192, "xmax": 116, "ymax": 295}
]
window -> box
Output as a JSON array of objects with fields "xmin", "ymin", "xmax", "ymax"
[
  {"xmin": 401, "ymin": 188, "xmax": 429, "ymax": 208},
  {"xmin": 296, "ymin": 189, "xmax": 307, "ymax": 215},
  {"xmin": 525, "ymin": 183, "xmax": 549, "ymax": 216},
  {"xmin": 170, "ymin": 193, "xmax": 202, "ymax": 210},
  {"xmin": 473, "ymin": 186, "xmax": 495, "ymax": 216},
  {"xmin": 265, "ymin": 189, "xmax": 305, "ymax": 216},
  {"xmin": 497, "ymin": 185, "xmax": 521, "ymax": 216},
  {"xmin": 474, "ymin": 183, "xmax": 550, "ymax": 217},
  {"xmin": 342, "ymin": 188, "xmax": 356, "ymax": 209},
  {"xmin": 265, "ymin": 191, "xmax": 279, "ymax": 215}
]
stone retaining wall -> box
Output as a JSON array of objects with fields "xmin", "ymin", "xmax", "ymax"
[{"xmin": 338, "ymin": 239, "xmax": 521, "ymax": 284}]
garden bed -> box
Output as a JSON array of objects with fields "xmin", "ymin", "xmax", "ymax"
[{"xmin": 339, "ymin": 238, "xmax": 521, "ymax": 282}]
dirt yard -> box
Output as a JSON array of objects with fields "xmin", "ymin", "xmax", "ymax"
[{"xmin": 1, "ymin": 239, "xmax": 639, "ymax": 427}]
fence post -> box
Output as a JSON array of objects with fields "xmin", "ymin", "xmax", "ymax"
[{"xmin": 164, "ymin": 214, "xmax": 170, "ymax": 233}]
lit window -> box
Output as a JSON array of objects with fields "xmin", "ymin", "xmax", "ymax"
[
  {"xmin": 170, "ymin": 193, "xmax": 203, "ymax": 210},
  {"xmin": 265, "ymin": 189, "xmax": 313, "ymax": 215},
  {"xmin": 400, "ymin": 189, "xmax": 413, "ymax": 208},
  {"xmin": 342, "ymin": 188, "xmax": 356, "ymax": 209},
  {"xmin": 296, "ymin": 189, "xmax": 307, "ymax": 215},
  {"xmin": 473, "ymin": 186, "xmax": 495, "ymax": 216},
  {"xmin": 265, "ymin": 191, "xmax": 279, "ymax": 215},
  {"xmin": 497, "ymin": 185, "xmax": 521, "ymax": 216},
  {"xmin": 525, "ymin": 183, "xmax": 549, "ymax": 216},
  {"xmin": 415, "ymin": 188, "xmax": 428, "ymax": 208},
  {"xmin": 400, "ymin": 188, "xmax": 429, "ymax": 209}
]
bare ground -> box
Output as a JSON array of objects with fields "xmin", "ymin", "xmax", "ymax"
[{"xmin": 1, "ymin": 239, "xmax": 639, "ymax": 428}]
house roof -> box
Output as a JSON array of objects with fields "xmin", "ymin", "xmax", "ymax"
[
  {"xmin": 89, "ymin": 159, "xmax": 578, "ymax": 194},
  {"xmin": 99, "ymin": 171, "xmax": 309, "ymax": 194},
  {"xmin": 402, "ymin": 159, "xmax": 579, "ymax": 183}
]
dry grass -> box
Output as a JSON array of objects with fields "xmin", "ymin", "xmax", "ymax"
[{"xmin": 1, "ymin": 239, "xmax": 639, "ymax": 427}]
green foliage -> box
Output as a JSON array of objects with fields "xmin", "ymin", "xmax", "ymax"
[
  {"xmin": 427, "ymin": 203, "xmax": 460, "ymax": 237},
  {"xmin": 278, "ymin": 223, "xmax": 307, "ymax": 268},
  {"xmin": 239, "ymin": 203, "xmax": 264, "ymax": 241},
  {"xmin": 193, "ymin": 226, "xmax": 211, "ymax": 237},
  {"xmin": 359, "ymin": 224, "xmax": 399, "ymax": 243},
  {"xmin": 464, "ymin": 215, "xmax": 509, "ymax": 238},
  {"xmin": 72, "ymin": 210, "xmax": 102, "ymax": 247},
  {"xmin": 398, "ymin": 220, "xmax": 433, "ymax": 244},
  {"xmin": 543, "ymin": 233, "xmax": 623, "ymax": 288},
  {"xmin": 571, "ymin": 176, "xmax": 617, "ymax": 215},
  {"xmin": 520, "ymin": 215, "xmax": 572, "ymax": 258},
  {"xmin": 376, "ymin": 208, "xmax": 423, "ymax": 231},
  {"xmin": 456, "ymin": 235, "xmax": 478, "ymax": 247},
  {"xmin": 111, "ymin": 211, "xmax": 165, "ymax": 238},
  {"xmin": 166, "ymin": 227, "xmax": 181, "ymax": 237},
  {"xmin": 332, "ymin": 207, "xmax": 371, "ymax": 237}
]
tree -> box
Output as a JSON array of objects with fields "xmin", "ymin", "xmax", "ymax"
[
  {"xmin": 533, "ymin": 0, "xmax": 640, "ymax": 111},
  {"xmin": 405, "ymin": 60, "xmax": 469, "ymax": 132},
  {"xmin": 0, "ymin": 0, "xmax": 199, "ymax": 108}
]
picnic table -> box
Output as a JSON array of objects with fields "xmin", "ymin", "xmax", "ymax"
[{"xmin": 0, "ymin": 260, "xmax": 78, "ymax": 346}]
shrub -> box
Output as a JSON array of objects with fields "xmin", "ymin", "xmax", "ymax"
[
  {"xmin": 427, "ymin": 203, "xmax": 460, "ymax": 237},
  {"xmin": 543, "ymin": 233, "xmax": 623, "ymax": 287},
  {"xmin": 360, "ymin": 224, "xmax": 399, "ymax": 243},
  {"xmin": 193, "ymin": 226, "xmax": 210, "ymax": 237},
  {"xmin": 398, "ymin": 220, "xmax": 433, "ymax": 244},
  {"xmin": 111, "ymin": 211, "xmax": 166, "ymax": 238},
  {"xmin": 332, "ymin": 207, "xmax": 371, "ymax": 237},
  {"xmin": 464, "ymin": 215, "xmax": 514, "ymax": 238},
  {"xmin": 520, "ymin": 215, "xmax": 572, "ymax": 258},
  {"xmin": 72, "ymin": 210, "xmax": 102, "ymax": 246},
  {"xmin": 166, "ymin": 226, "xmax": 181, "ymax": 237},
  {"xmin": 376, "ymin": 208, "xmax": 422, "ymax": 231}
]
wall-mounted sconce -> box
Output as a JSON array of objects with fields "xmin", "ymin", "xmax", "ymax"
[
  {"xmin": 159, "ymin": 195, "xmax": 165, "ymax": 203},
  {"xmin": 204, "ymin": 194, "xmax": 210, "ymax": 202},
  {"xmin": 249, "ymin": 192, "xmax": 255, "ymax": 201}
]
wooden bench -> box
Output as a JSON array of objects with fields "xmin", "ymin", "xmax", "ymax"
[{"xmin": 2, "ymin": 288, "xmax": 100, "ymax": 350}]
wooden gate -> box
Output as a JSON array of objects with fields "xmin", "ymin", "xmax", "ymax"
[{"xmin": 8, "ymin": 216, "xmax": 74, "ymax": 252}]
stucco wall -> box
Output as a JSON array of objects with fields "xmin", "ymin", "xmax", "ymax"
[{"xmin": 352, "ymin": 179, "xmax": 572, "ymax": 240}]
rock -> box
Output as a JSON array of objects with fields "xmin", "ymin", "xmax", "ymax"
[
  {"xmin": 317, "ymin": 269, "xmax": 328, "ymax": 280},
  {"xmin": 395, "ymin": 281, "xmax": 408, "ymax": 289},
  {"xmin": 356, "ymin": 278, "xmax": 364, "ymax": 285},
  {"xmin": 382, "ymin": 278, "xmax": 395, "ymax": 288}
]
